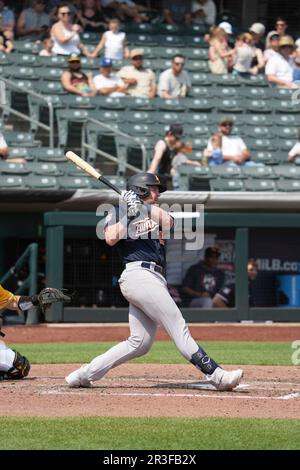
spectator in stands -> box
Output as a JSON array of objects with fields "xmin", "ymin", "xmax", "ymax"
[
  {"xmin": 265, "ymin": 35, "xmax": 299, "ymax": 89},
  {"xmin": 39, "ymin": 35, "xmax": 55, "ymax": 56},
  {"xmin": 171, "ymin": 140, "xmax": 201, "ymax": 190},
  {"xmin": 93, "ymin": 57, "xmax": 128, "ymax": 96},
  {"xmin": 182, "ymin": 246, "xmax": 225, "ymax": 308},
  {"xmin": 203, "ymin": 132, "xmax": 224, "ymax": 166},
  {"xmin": 16, "ymin": 0, "xmax": 50, "ymax": 41},
  {"xmin": 232, "ymin": 33, "xmax": 264, "ymax": 77},
  {"xmin": 47, "ymin": 1, "xmax": 79, "ymax": 24},
  {"xmin": 288, "ymin": 129, "xmax": 300, "ymax": 163},
  {"xmin": 88, "ymin": 18, "xmax": 129, "ymax": 61},
  {"xmin": 264, "ymin": 30, "xmax": 280, "ymax": 62},
  {"xmin": 0, "ymin": 28, "xmax": 13, "ymax": 53},
  {"xmin": 249, "ymin": 22, "xmax": 266, "ymax": 51},
  {"xmin": 158, "ymin": 54, "xmax": 191, "ymax": 99},
  {"xmin": 0, "ymin": 131, "xmax": 8, "ymax": 159},
  {"xmin": 208, "ymin": 26, "xmax": 233, "ymax": 74},
  {"xmin": 77, "ymin": 0, "xmax": 108, "ymax": 33},
  {"xmin": 51, "ymin": 3, "xmax": 88, "ymax": 56},
  {"xmin": 0, "ymin": 0, "xmax": 14, "ymax": 32},
  {"xmin": 162, "ymin": 0, "xmax": 192, "ymax": 25},
  {"xmin": 148, "ymin": 123, "xmax": 183, "ymax": 176},
  {"xmin": 61, "ymin": 53, "xmax": 97, "ymax": 96},
  {"xmin": 117, "ymin": 48, "xmax": 156, "ymax": 98},
  {"xmin": 205, "ymin": 116, "xmax": 253, "ymax": 166},
  {"xmin": 274, "ymin": 17, "xmax": 288, "ymax": 38},
  {"xmin": 190, "ymin": 0, "xmax": 216, "ymax": 26},
  {"xmin": 100, "ymin": 0, "xmax": 149, "ymax": 23},
  {"xmin": 212, "ymin": 259, "xmax": 258, "ymax": 308}
]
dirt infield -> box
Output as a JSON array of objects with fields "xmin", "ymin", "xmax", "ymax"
[
  {"xmin": 3, "ymin": 322, "xmax": 300, "ymax": 343},
  {"xmin": 1, "ymin": 364, "xmax": 300, "ymax": 419}
]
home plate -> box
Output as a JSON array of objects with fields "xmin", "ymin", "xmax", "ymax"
[{"xmin": 156, "ymin": 382, "xmax": 250, "ymax": 391}]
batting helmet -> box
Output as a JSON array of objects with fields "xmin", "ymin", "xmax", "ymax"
[{"xmin": 127, "ymin": 172, "xmax": 166, "ymax": 199}]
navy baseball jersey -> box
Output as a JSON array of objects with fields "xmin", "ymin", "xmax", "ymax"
[{"xmin": 105, "ymin": 204, "xmax": 167, "ymax": 268}]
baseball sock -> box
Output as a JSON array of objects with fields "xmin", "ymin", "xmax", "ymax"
[{"xmin": 190, "ymin": 346, "xmax": 220, "ymax": 375}]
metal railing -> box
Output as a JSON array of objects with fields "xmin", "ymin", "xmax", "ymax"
[
  {"xmin": 81, "ymin": 117, "xmax": 147, "ymax": 173},
  {"xmin": 0, "ymin": 77, "xmax": 54, "ymax": 147}
]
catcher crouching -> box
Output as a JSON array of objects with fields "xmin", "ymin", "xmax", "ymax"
[{"xmin": 0, "ymin": 284, "xmax": 71, "ymax": 380}]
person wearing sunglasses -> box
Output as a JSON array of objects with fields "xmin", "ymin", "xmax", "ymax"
[
  {"xmin": 205, "ymin": 116, "xmax": 253, "ymax": 166},
  {"xmin": 274, "ymin": 18, "xmax": 288, "ymax": 38},
  {"xmin": 158, "ymin": 55, "xmax": 191, "ymax": 99},
  {"xmin": 51, "ymin": 3, "xmax": 88, "ymax": 56},
  {"xmin": 16, "ymin": 0, "xmax": 50, "ymax": 41}
]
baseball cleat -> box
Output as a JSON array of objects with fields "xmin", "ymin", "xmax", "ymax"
[
  {"xmin": 207, "ymin": 367, "xmax": 243, "ymax": 391},
  {"xmin": 65, "ymin": 370, "xmax": 92, "ymax": 388}
]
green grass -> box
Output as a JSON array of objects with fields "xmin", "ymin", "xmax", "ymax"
[
  {"xmin": 9, "ymin": 341, "xmax": 294, "ymax": 366},
  {"xmin": 0, "ymin": 417, "xmax": 299, "ymax": 450}
]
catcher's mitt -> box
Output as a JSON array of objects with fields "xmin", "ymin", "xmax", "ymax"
[{"xmin": 36, "ymin": 287, "xmax": 72, "ymax": 313}]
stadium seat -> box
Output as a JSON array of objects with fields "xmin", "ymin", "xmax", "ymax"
[
  {"xmin": 61, "ymin": 95, "xmax": 95, "ymax": 109},
  {"xmin": 24, "ymin": 175, "xmax": 58, "ymax": 189},
  {"xmin": 157, "ymin": 35, "xmax": 185, "ymax": 47},
  {"xmin": 124, "ymin": 23, "xmax": 155, "ymax": 35},
  {"xmin": 275, "ymin": 127, "xmax": 299, "ymax": 139},
  {"xmin": 189, "ymin": 72, "xmax": 211, "ymax": 85},
  {"xmin": 211, "ymin": 74, "xmax": 242, "ymax": 86},
  {"xmin": 155, "ymin": 24, "xmax": 181, "ymax": 35},
  {"xmin": 37, "ymin": 81, "xmax": 67, "ymax": 94},
  {"xmin": 277, "ymin": 179, "xmax": 300, "ymax": 191},
  {"xmin": 240, "ymin": 86, "xmax": 269, "ymax": 99},
  {"xmin": 38, "ymin": 68, "xmax": 63, "ymax": 81},
  {"xmin": 90, "ymin": 110, "xmax": 123, "ymax": 122},
  {"xmin": 28, "ymin": 162, "xmax": 63, "ymax": 176},
  {"xmin": 186, "ymin": 98, "xmax": 214, "ymax": 111},
  {"xmin": 79, "ymin": 57, "xmax": 98, "ymax": 70},
  {"xmin": 191, "ymin": 137, "xmax": 209, "ymax": 150},
  {"xmin": 245, "ymin": 138, "xmax": 276, "ymax": 151},
  {"xmin": 127, "ymin": 97, "xmax": 155, "ymax": 111},
  {"xmin": 217, "ymin": 98, "xmax": 244, "ymax": 113},
  {"xmin": 210, "ymin": 178, "xmax": 244, "ymax": 191},
  {"xmin": 183, "ymin": 36, "xmax": 207, "ymax": 47},
  {"xmin": 276, "ymin": 138, "xmax": 295, "ymax": 152},
  {"xmin": 10, "ymin": 53, "xmax": 38, "ymax": 66},
  {"xmin": 240, "ymin": 75, "xmax": 268, "ymax": 87},
  {"xmin": 179, "ymin": 165, "xmax": 212, "ymax": 177},
  {"xmin": 245, "ymin": 99, "xmax": 273, "ymax": 113},
  {"xmin": 274, "ymin": 165, "xmax": 300, "ymax": 179},
  {"xmin": 120, "ymin": 123, "xmax": 156, "ymax": 136},
  {"xmin": 184, "ymin": 113, "xmax": 217, "ymax": 125},
  {"xmin": 0, "ymin": 161, "xmax": 30, "ymax": 175},
  {"xmin": 9, "ymin": 66, "xmax": 38, "ymax": 80},
  {"xmin": 56, "ymin": 109, "xmax": 90, "ymax": 147},
  {"xmin": 158, "ymin": 112, "xmax": 181, "ymax": 125},
  {"xmin": 190, "ymin": 86, "xmax": 211, "ymax": 98},
  {"xmin": 181, "ymin": 48, "xmax": 208, "ymax": 60},
  {"xmin": 94, "ymin": 96, "xmax": 127, "ymax": 110},
  {"xmin": 251, "ymin": 150, "xmax": 279, "ymax": 165},
  {"xmin": 242, "ymin": 114, "xmax": 273, "ymax": 126},
  {"xmin": 91, "ymin": 175, "xmax": 126, "ymax": 190},
  {"xmin": 182, "ymin": 24, "xmax": 208, "ymax": 35},
  {"xmin": 277, "ymin": 115, "xmax": 299, "ymax": 126},
  {"xmin": 30, "ymin": 147, "xmax": 65, "ymax": 162},
  {"xmin": 4, "ymin": 132, "xmax": 41, "ymax": 147},
  {"xmin": 212, "ymin": 86, "xmax": 239, "ymax": 98},
  {"xmin": 37, "ymin": 55, "xmax": 67, "ymax": 67},
  {"xmin": 128, "ymin": 34, "xmax": 158, "ymax": 46},
  {"xmin": 127, "ymin": 111, "xmax": 156, "ymax": 124},
  {"xmin": 210, "ymin": 165, "xmax": 243, "ymax": 179},
  {"xmin": 244, "ymin": 179, "xmax": 276, "ymax": 191},
  {"xmin": 0, "ymin": 175, "xmax": 24, "ymax": 188},
  {"xmin": 155, "ymin": 98, "xmax": 186, "ymax": 112},
  {"xmin": 274, "ymin": 99, "xmax": 299, "ymax": 113},
  {"xmin": 8, "ymin": 147, "xmax": 30, "ymax": 160},
  {"xmin": 185, "ymin": 61, "xmax": 209, "ymax": 72},
  {"xmin": 186, "ymin": 124, "xmax": 210, "ymax": 136},
  {"xmin": 59, "ymin": 176, "xmax": 91, "ymax": 189},
  {"xmin": 241, "ymin": 165, "xmax": 274, "ymax": 179},
  {"xmin": 13, "ymin": 41, "xmax": 40, "ymax": 54},
  {"xmin": 244, "ymin": 126, "xmax": 271, "ymax": 138}
]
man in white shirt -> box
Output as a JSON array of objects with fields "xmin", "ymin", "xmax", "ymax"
[
  {"xmin": 0, "ymin": 131, "xmax": 8, "ymax": 159},
  {"xmin": 191, "ymin": 0, "xmax": 216, "ymax": 26},
  {"xmin": 205, "ymin": 117, "xmax": 252, "ymax": 166},
  {"xmin": 118, "ymin": 48, "xmax": 156, "ymax": 98},
  {"xmin": 265, "ymin": 35, "xmax": 299, "ymax": 89},
  {"xmin": 93, "ymin": 58, "xmax": 128, "ymax": 97},
  {"xmin": 158, "ymin": 55, "xmax": 191, "ymax": 99}
]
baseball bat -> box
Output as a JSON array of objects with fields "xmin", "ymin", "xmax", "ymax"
[{"xmin": 65, "ymin": 151, "xmax": 122, "ymax": 195}]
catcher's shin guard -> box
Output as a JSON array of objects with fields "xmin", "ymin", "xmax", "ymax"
[{"xmin": 0, "ymin": 351, "xmax": 30, "ymax": 380}]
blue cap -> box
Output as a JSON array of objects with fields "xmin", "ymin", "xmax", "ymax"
[{"xmin": 99, "ymin": 58, "xmax": 113, "ymax": 67}]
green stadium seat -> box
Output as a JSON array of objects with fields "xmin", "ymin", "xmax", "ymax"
[
  {"xmin": 127, "ymin": 97, "xmax": 155, "ymax": 111},
  {"xmin": 37, "ymin": 81, "xmax": 67, "ymax": 94},
  {"xmin": 182, "ymin": 24, "xmax": 208, "ymax": 35},
  {"xmin": 9, "ymin": 66, "xmax": 38, "ymax": 80},
  {"xmin": 30, "ymin": 147, "xmax": 65, "ymax": 162},
  {"xmin": 37, "ymin": 55, "xmax": 67, "ymax": 67},
  {"xmin": 59, "ymin": 176, "xmax": 91, "ymax": 189},
  {"xmin": 274, "ymin": 165, "xmax": 300, "ymax": 179},
  {"xmin": 242, "ymin": 165, "xmax": 274, "ymax": 179},
  {"xmin": 211, "ymin": 74, "xmax": 242, "ymax": 86},
  {"xmin": 217, "ymin": 98, "xmax": 244, "ymax": 113},
  {"xmin": 120, "ymin": 123, "xmax": 156, "ymax": 136},
  {"xmin": 185, "ymin": 61, "xmax": 209, "ymax": 72},
  {"xmin": 277, "ymin": 115, "xmax": 299, "ymax": 126},
  {"xmin": 273, "ymin": 88, "xmax": 295, "ymax": 99},
  {"xmin": 240, "ymin": 75, "xmax": 268, "ymax": 87},
  {"xmin": 158, "ymin": 35, "xmax": 185, "ymax": 47},
  {"xmin": 251, "ymin": 150, "xmax": 279, "ymax": 165},
  {"xmin": 276, "ymin": 138, "xmax": 295, "ymax": 152},
  {"xmin": 155, "ymin": 98, "xmax": 186, "ymax": 112},
  {"xmin": 155, "ymin": 24, "xmax": 181, "ymax": 35},
  {"xmin": 186, "ymin": 98, "xmax": 214, "ymax": 111},
  {"xmin": 184, "ymin": 113, "xmax": 217, "ymax": 125},
  {"xmin": 91, "ymin": 175, "xmax": 126, "ymax": 190},
  {"xmin": 158, "ymin": 112, "xmax": 181, "ymax": 124},
  {"xmin": 212, "ymin": 86, "xmax": 239, "ymax": 98},
  {"xmin": 274, "ymin": 99, "xmax": 299, "ymax": 113},
  {"xmin": 191, "ymin": 137, "xmax": 209, "ymax": 150},
  {"xmin": 128, "ymin": 34, "xmax": 158, "ymax": 46},
  {"xmin": 245, "ymin": 138, "xmax": 276, "ymax": 151},
  {"xmin": 244, "ymin": 126, "xmax": 271, "ymax": 138},
  {"xmin": 0, "ymin": 175, "xmax": 24, "ymax": 188},
  {"xmin": 124, "ymin": 23, "xmax": 155, "ymax": 35},
  {"xmin": 245, "ymin": 99, "xmax": 273, "ymax": 113},
  {"xmin": 61, "ymin": 95, "xmax": 95, "ymax": 109},
  {"xmin": 90, "ymin": 109, "xmax": 122, "ymax": 122},
  {"xmin": 155, "ymin": 47, "xmax": 181, "ymax": 59},
  {"xmin": 210, "ymin": 178, "xmax": 244, "ymax": 191},
  {"xmin": 10, "ymin": 53, "xmax": 39, "ymax": 66},
  {"xmin": 25, "ymin": 175, "xmax": 58, "ymax": 189},
  {"xmin": 181, "ymin": 48, "xmax": 208, "ymax": 60},
  {"xmin": 275, "ymin": 127, "xmax": 298, "ymax": 139},
  {"xmin": 244, "ymin": 179, "xmax": 276, "ymax": 191},
  {"xmin": 13, "ymin": 41, "xmax": 40, "ymax": 54},
  {"xmin": 56, "ymin": 108, "xmax": 90, "ymax": 147},
  {"xmin": 210, "ymin": 165, "xmax": 243, "ymax": 179},
  {"xmin": 10, "ymin": 79, "xmax": 35, "ymax": 91},
  {"xmin": 94, "ymin": 96, "xmax": 127, "ymax": 110},
  {"xmin": 186, "ymin": 124, "xmax": 210, "ymax": 136},
  {"xmin": 79, "ymin": 57, "xmax": 98, "ymax": 70},
  {"xmin": 127, "ymin": 111, "xmax": 156, "ymax": 123},
  {"xmin": 190, "ymin": 72, "xmax": 211, "ymax": 85},
  {"xmin": 80, "ymin": 32, "xmax": 100, "ymax": 43},
  {"xmin": 183, "ymin": 36, "xmax": 207, "ymax": 47},
  {"xmin": 240, "ymin": 87, "xmax": 269, "ymax": 99},
  {"xmin": 38, "ymin": 68, "xmax": 63, "ymax": 81},
  {"xmin": 28, "ymin": 162, "xmax": 63, "ymax": 176},
  {"xmin": 179, "ymin": 164, "xmax": 211, "ymax": 177},
  {"xmin": 242, "ymin": 114, "xmax": 273, "ymax": 126},
  {"xmin": 277, "ymin": 179, "xmax": 300, "ymax": 191},
  {"xmin": 190, "ymin": 86, "xmax": 211, "ymax": 98},
  {"xmin": 0, "ymin": 161, "xmax": 30, "ymax": 175},
  {"xmin": 8, "ymin": 147, "xmax": 30, "ymax": 160},
  {"xmin": 4, "ymin": 132, "xmax": 41, "ymax": 147}
]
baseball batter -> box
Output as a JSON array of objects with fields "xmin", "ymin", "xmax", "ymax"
[
  {"xmin": 0, "ymin": 284, "xmax": 71, "ymax": 380},
  {"xmin": 66, "ymin": 173, "xmax": 243, "ymax": 390}
]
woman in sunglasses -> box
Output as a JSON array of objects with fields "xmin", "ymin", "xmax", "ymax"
[{"xmin": 51, "ymin": 3, "xmax": 88, "ymax": 56}]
